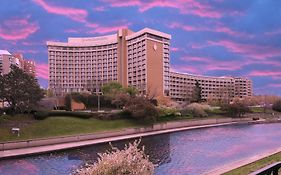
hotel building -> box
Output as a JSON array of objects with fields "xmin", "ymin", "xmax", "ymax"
[
  {"xmin": 170, "ymin": 72, "xmax": 252, "ymax": 102},
  {"xmin": 47, "ymin": 28, "xmax": 171, "ymax": 96},
  {"xmin": 47, "ymin": 28, "xmax": 252, "ymax": 100}
]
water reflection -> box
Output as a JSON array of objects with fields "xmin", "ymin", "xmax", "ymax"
[{"xmin": 1, "ymin": 123, "xmax": 281, "ymax": 175}]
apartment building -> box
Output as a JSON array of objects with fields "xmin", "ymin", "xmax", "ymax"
[
  {"xmin": 169, "ymin": 72, "xmax": 252, "ymax": 102},
  {"xmin": 0, "ymin": 50, "xmax": 22, "ymax": 75},
  {"xmin": 0, "ymin": 50, "xmax": 36, "ymax": 76},
  {"xmin": 23, "ymin": 60, "xmax": 36, "ymax": 76},
  {"xmin": 47, "ymin": 28, "xmax": 171, "ymax": 96}
]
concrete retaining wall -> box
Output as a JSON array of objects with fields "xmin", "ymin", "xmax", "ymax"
[{"xmin": 0, "ymin": 118, "xmax": 250, "ymax": 151}]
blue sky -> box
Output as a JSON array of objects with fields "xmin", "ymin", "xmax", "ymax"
[{"xmin": 0, "ymin": 0, "xmax": 281, "ymax": 95}]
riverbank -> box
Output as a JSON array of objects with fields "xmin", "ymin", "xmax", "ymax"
[
  {"xmin": 0, "ymin": 117, "xmax": 250, "ymax": 159},
  {"xmin": 223, "ymin": 150, "xmax": 281, "ymax": 174},
  {"xmin": 205, "ymin": 147, "xmax": 281, "ymax": 175}
]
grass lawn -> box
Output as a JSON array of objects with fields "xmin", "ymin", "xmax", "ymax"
[
  {"xmin": 250, "ymin": 107, "xmax": 265, "ymax": 113},
  {"xmin": 223, "ymin": 151, "xmax": 281, "ymax": 175},
  {"xmin": 0, "ymin": 112, "xmax": 233, "ymax": 142},
  {"xmin": 0, "ymin": 115, "xmax": 144, "ymax": 142}
]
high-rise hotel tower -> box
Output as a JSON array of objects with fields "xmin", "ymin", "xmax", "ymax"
[
  {"xmin": 47, "ymin": 28, "xmax": 171, "ymax": 96},
  {"xmin": 47, "ymin": 28, "xmax": 252, "ymax": 100}
]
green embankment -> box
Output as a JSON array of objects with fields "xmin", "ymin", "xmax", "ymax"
[
  {"xmin": 0, "ymin": 115, "xmax": 142, "ymax": 142},
  {"xmin": 224, "ymin": 151, "xmax": 281, "ymax": 175}
]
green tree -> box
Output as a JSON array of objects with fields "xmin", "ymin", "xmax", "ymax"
[
  {"xmin": 125, "ymin": 86, "xmax": 138, "ymax": 97},
  {"xmin": 102, "ymin": 82, "xmax": 123, "ymax": 96},
  {"xmin": 191, "ymin": 81, "xmax": 202, "ymax": 103},
  {"xmin": 0, "ymin": 65, "xmax": 44, "ymax": 114}
]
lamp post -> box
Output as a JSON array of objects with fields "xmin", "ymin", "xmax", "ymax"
[
  {"xmin": 97, "ymin": 78, "xmax": 103, "ymax": 112},
  {"xmin": 98, "ymin": 91, "xmax": 101, "ymax": 111}
]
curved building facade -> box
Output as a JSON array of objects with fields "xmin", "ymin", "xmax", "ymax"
[
  {"xmin": 47, "ymin": 28, "xmax": 171, "ymax": 96},
  {"xmin": 47, "ymin": 27, "xmax": 252, "ymax": 101},
  {"xmin": 170, "ymin": 72, "xmax": 252, "ymax": 102}
]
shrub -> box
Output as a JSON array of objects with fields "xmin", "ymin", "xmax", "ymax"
[
  {"xmin": 34, "ymin": 111, "xmax": 92, "ymax": 120},
  {"xmin": 222, "ymin": 102, "xmax": 250, "ymax": 117},
  {"xmin": 124, "ymin": 97, "xmax": 159, "ymax": 123},
  {"xmin": 33, "ymin": 111, "xmax": 49, "ymax": 120},
  {"xmin": 159, "ymin": 108, "xmax": 180, "ymax": 118},
  {"xmin": 272, "ymin": 100, "xmax": 281, "ymax": 112},
  {"xmin": 65, "ymin": 93, "xmax": 117, "ymax": 110},
  {"xmin": 75, "ymin": 140, "xmax": 154, "ymax": 175},
  {"xmin": 181, "ymin": 103, "xmax": 209, "ymax": 118}
]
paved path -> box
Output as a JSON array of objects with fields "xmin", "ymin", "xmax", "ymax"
[
  {"xmin": 204, "ymin": 147, "xmax": 281, "ymax": 175},
  {"xmin": 0, "ymin": 122, "xmax": 237, "ymax": 159}
]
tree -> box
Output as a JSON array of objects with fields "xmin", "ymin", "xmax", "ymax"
[
  {"xmin": 102, "ymin": 81, "xmax": 123, "ymax": 97},
  {"xmin": 222, "ymin": 101, "xmax": 250, "ymax": 117},
  {"xmin": 0, "ymin": 65, "xmax": 44, "ymax": 114},
  {"xmin": 191, "ymin": 81, "xmax": 202, "ymax": 103},
  {"xmin": 272, "ymin": 100, "xmax": 281, "ymax": 112},
  {"xmin": 124, "ymin": 97, "xmax": 159, "ymax": 122},
  {"xmin": 125, "ymin": 86, "xmax": 138, "ymax": 97}
]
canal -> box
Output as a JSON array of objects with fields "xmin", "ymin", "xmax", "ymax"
[{"xmin": 1, "ymin": 122, "xmax": 281, "ymax": 175}]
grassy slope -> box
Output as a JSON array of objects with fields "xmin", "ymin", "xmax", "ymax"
[
  {"xmin": 0, "ymin": 116, "xmax": 143, "ymax": 142},
  {"xmin": 224, "ymin": 151, "xmax": 281, "ymax": 175}
]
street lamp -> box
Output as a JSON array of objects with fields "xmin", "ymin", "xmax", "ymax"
[{"xmin": 97, "ymin": 78, "xmax": 103, "ymax": 112}]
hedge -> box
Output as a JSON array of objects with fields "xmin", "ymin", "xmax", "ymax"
[{"xmin": 34, "ymin": 111, "xmax": 92, "ymax": 120}]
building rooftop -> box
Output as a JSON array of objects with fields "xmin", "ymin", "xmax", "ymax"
[
  {"xmin": 47, "ymin": 27, "xmax": 171, "ymax": 47},
  {"xmin": 0, "ymin": 50, "xmax": 11, "ymax": 55}
]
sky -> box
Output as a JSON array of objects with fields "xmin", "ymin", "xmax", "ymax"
[{"xmin": 0, "ymin": 0, "xmax": 281, "ymax": 95}]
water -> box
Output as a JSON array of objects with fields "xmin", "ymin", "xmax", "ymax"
[{"xmin": 1, "ymin": 123, "xmax": 281, "ymax": 175}]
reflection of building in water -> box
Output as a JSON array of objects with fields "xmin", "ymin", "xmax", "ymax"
[{"xmin": 67, "ymin": 133, "xmax": 171, "ymax": 166}]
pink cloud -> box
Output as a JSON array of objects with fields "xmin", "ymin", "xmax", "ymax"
[
  {"xmin": 169, "ymin": 22, "xmax": 251, "ymax": 38},
  {"xmin": 0, "ymin": 17, "xmax": 39, "ymax": 41},
  {"xmin": 208, "ymin": 40, "xmax": 281, "ymax": 59},
  {"xmin": 21, "ymin": 41, "xmax": 44, "ymax": 46},
  {"xmin": 102, "ymin": 0, "xmax": 224, "ymax": 18},
  {"xmin": 268, "ymin": 84, "xmax": 281, "ymax": 88},
  {"xmin": 88, "ymin": 22, "xmax": 132, "ymax": 34},
  {"xmin": 14, "ymin": 50, "xmax": 39, "ymax": 54},
  {"xmin": 171, "ymin": 47, "xmax": 180, "ymax": 52},
  {"xmin": 64, "ymin": 29, "xmax": 82, "ymax": 34},
  {"xmin": 170, "ymin": 64, "xmax": 201, "ymax": 74},
  {"xmin": 93, "ymin": 6, "xmax": 106, "ymax": 12},
  {"xmin": 32, "ymin": 0, "xmax": 88, "ymax": 23},
  {"xmin": 265, "ymin": 28, "xmax": 281, "ymax": 36},
  {"xmin": 180, "ymin": 55, "xmax": 251, "ymax": 72},
  {"xmin": 36, "ymin": 63, "xmax": 49, "ymax": 80},
  {"xmin": 248, "ymin": 70, "xmax": 281, "ymax": 77}
]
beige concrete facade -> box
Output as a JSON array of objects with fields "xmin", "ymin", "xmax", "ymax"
[
  {"xmin": 47, "ymin": 28, "xmax": 252, "ymax": 100},
  {"xmin": 47, "ymin": 28, "xmax": 171, "ymax": 96},
  {"xmin": 170, "ymin": 72, "xmax": 252, "ymax": 102}
]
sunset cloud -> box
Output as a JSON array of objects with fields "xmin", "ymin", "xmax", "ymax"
[
  {"xmin": 88, "ymin": 22, "xmax": 132, "ymax": 34},
  {"xmin": 208, "ymin": 40, "xmax": 281, "ymax": 59},
  {"xmin": 36, "ymin": 63, "xmax": 49, "ymax": 80},
  {"xmin": 170, "ymin": 64, "xmax": 201, "ymax": 74},
  {"xmin": 180, "ymin": 55, "xmax": 251, "ymax": 72},
  {"xmin": 32, "ymin": 0, "xmax": 88, "ymax": 23},
  {"xmin": 248, "ymin": 70, "xmax": 281, "ymax": 77},
  {"xmin": 102, "ymin": 0, "xmax": 223, "ymax": 18},
  {"xmin": 93, "ymin": 6, "xmax": 106, "ymax": 12},
  {"xmin": 168, "ymin": 22, "xmax": 251, "ymax": 38},
  {"xmin": 0, "ymin": 17, "xmax": 39, "ymax": 41}
]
